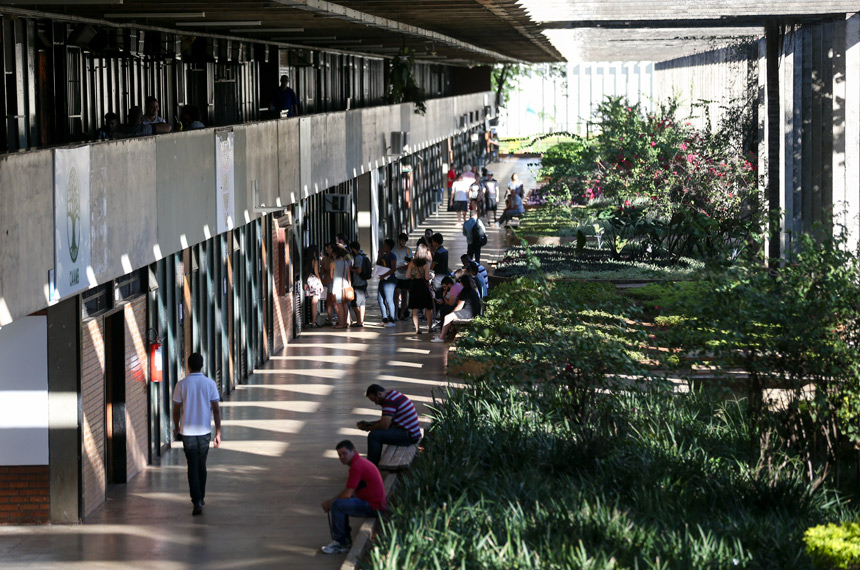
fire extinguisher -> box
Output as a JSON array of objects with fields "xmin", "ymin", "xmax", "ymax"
[{"xmin": 150, "ymin": 339, "xmax": 163, "ymax": 383}]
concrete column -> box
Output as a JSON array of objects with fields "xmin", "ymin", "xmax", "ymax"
[
  {"xmin": 765, "ymin": 25, "xmax": 783, "ymax": 260},
  {"xmin": 792, "ymin": 29, "xmax": 805, "ymax": 241},
  {"xmin": 845, "ymin": 13, "xmax": 860, "ymax": 249},
  {"xmin": 780, "ymin": 29, "xmax": 797, "ymax": 254},
  {"xmin": 831, "ymin": 19, "xmax": 847, "ymax": 238},
  {"xmin": 801, "ymin": 27, "xmax": 814, "ymax": 234},
  {"xmin": 47, "ymin": 296, "xmax": 81, "ymax": 523}
]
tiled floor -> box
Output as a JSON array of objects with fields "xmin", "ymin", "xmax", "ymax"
[{"xmin": 0, "ymin": 158, "xmax": 536, "ymax": 570}]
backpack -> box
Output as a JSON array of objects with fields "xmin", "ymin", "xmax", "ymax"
[
  {"xmin": 472, "ymin": 221, "xmax": 488, "ymax": 247},
  {"xmin": 359, "ymin": 254, "xmax": 373, "ymax": 280}
]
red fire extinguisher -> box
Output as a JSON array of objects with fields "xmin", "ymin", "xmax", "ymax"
[{"xmin": 150, "ymin": 340, "xmax": 163, "ymax": 383}]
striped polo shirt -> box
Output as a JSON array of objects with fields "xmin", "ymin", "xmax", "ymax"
[{"xmin": 381, "ymin": 390, "xmax": 421, "ymax": 441}]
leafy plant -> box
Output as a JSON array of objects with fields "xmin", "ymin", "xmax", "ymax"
[
  {"xmin": 804, "ymin": 521, "xmax": 860, "ymax": 569},
  {"xmin": 387, "ymin": 47, "xmax": 426, "ymax": 115}
]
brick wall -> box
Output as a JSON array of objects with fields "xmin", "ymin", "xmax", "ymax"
[
  {"xmin": 0, "ymin": 466, "xmax": 50, "ymax": 524},
  {"xmin": 81, "ymin": 318, "xmax": 106, "ymax": 518},
  {"xmin": 124, "ymin": 298, "xmax": 149, "ymax": 481},
  {"xmin": 79, "ymin": 296, "xmax": 150, "ymax": 519}
]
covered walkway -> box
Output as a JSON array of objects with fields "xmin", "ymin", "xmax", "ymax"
[{"xmin": 0, "ymin": 158, "xmax": 535, "ymax": 570}]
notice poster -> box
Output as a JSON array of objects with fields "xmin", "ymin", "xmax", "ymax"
[
  {"xmin": 54, "ymin": 146, "xmax": 91, "ymax": 298},
  {"xmin": 216, "ymin": 129, "xmax": 235, "ymax": 234}
]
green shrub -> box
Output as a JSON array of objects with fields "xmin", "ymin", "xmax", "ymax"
[{"xmin": 804, "ymin": 522, "xmax": 860, "ymax": 569}]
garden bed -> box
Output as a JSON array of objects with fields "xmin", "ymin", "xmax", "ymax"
[{"xmin": 492, "ymin": 244, "xmax": 704, "ymax": 281}]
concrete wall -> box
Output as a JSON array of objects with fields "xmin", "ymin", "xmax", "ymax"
[
  {"xmin": 0, "ymin": 92, "xmax": 490, "ymax": 326},
  {"xmin": 0, "ymin": 317, "xmax": 48, "ymax": 465},
  {"xmin": 773, "ymin": 17, "xmax": 860, "ymax": 251},
  {"xmin": 654, "ymin": 43, "xmax": 758, "ymax": 134},
  {"xmin": 652, "ymin": 15, "xmax": 860, "ymax": 253}
]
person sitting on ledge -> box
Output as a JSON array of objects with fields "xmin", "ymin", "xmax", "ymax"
[
  {"xmin": 497, "ymin": 189, "xmax": 524, "ymax": 227},
  {"xmin": 357, "ymin": 384, "xmax": 421, "ymax": 464},
  {"xmin": 320, "ymin": 440, "xmax": 386, "ymax": 555},
  {"xmin": 431, "ymin": 274, "xmax": 482, "ymax": 343}
]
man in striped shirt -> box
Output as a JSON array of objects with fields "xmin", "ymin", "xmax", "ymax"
[{"xmin": 357, "ymin": 384, "xmax": 422, "ymax": 465}]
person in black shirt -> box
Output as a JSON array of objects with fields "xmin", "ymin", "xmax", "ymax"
[{"xmin": 430, "ymin": 233, "xmax": 448, "ymax": 293}]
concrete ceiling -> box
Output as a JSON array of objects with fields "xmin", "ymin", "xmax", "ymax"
[{"xmin": 0, "ymin": 0, "xmax": 857, "ymax": 63}]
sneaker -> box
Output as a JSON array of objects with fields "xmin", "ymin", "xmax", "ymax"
[
  {"xmin": 430, "ymin": 337, "xmax": 445, "ymax": 343},
  {"xmin": 382, "ymin": 317, "xmax": 389, "ymax": 324},
  {"xmin": 385, "ymin": 322, "xmax": 396, "ymax": 327},
  {"xmin": 321, "ymin": 541, "xmax": 351, "ymax": 554}
]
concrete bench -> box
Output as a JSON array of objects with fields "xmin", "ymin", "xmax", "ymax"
[
  {"xmin": 378, "ymin": 443, "xmax": 419, "ymax": 472},
  {"xmin": 504, "ymin": 217, "xmax": 521, "ymax": 228},
  {"xmin": 342, "ymin": 473, "xmax": 398, "ymax": 570}
]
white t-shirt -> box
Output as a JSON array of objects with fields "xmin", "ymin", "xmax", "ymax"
[
  {"xmin": 393, "ymin": 245, "xmax": 411, "ymax": 280},
  {"xmin": 173, "ymin": 372, "xmax": 220, "ymax": 436},
  {"xmin": 452, "ymin": 179, "xmax": 471, "ymax": 202}
]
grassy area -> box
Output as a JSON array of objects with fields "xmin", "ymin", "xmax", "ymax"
[
  {"xmin": 494, "ymin": 244, "xmax": 705, "ymax": 281},
  {"xmin": 365, "ymin": 276, "xmax": 860, "ymax": 569},
  {"xmin": 500, "ymin": 134, "xmax": 578, "ymax": 155}
]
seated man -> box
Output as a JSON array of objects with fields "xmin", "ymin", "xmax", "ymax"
[
  {"xmin": 431, "ymin": 275, "xmax": 482, "ymax": 343},
  {"xmin": 357, "ymin": 384, "xmax": 422, "ymax": 465},
  {"xmin": 460, "ymin": 255, "xmax": 488, "ymax": 298},
  {"xmin": 498, "ymin": 190, "xmax": 524, "ymax": 226},
  {"xmin": 321, "ymin": 440, "xmax": 386, "ymax": 554}
]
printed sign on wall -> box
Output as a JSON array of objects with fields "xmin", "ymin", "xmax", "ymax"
[
  {"xmin": 216, "ymin": 129, "xmax": 235, "ymax": 235},
  {"xmin": 54, "ymin": 147, "xmax": 91, "ymax": 298}
]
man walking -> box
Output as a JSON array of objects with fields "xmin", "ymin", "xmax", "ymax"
[
  {"xmin": 357, "ymin": 384, "xmax": 421, "ymax": 465},
  {"xmin": 173, "ymin": 353, "xmax": 221, "ymax": 516},
  {"xmin": 321, "ymin": 440, "xmax": 386, "ymax": 554},
  {"xmin": 463, "ymin": 201, "xmax": 486, "ymax": 263},
  {"xmin": 271, "ymin": 74, "xmax": 299, "ymax": 117}
]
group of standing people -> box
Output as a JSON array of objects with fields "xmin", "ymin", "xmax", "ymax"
[{"xmin": 303, "ymin": 237, "xmax": 373, "ymax": 329}]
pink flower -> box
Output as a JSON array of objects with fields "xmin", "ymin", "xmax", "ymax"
[
  {"xmin": 679, "ymin": 143, "xmax": 688, "ymax": 151},
  {"xmin": 650, "ymin": 141, "xmax": 657, "ymax": 147}
]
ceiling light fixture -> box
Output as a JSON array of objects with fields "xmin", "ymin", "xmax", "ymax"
[
  {"xmin": 231, "ymin": 28, "xmax": 305, "ymax": 33},
  {"xmin": 177, "ymin": 21, "xmax": 262, "ymax": 27},
  {"xmin": 105, "ymin": 12, "xmax": 206, "ymax": 18}
]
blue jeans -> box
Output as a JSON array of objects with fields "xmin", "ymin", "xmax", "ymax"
[
  {"xmin": 367, "ymin": 427, "xmax": 418, "ymax": 465},
  {"xmin": 329, "ymin": 497, "xmax": 378, "ymax": 545},
  {"xmin": 377, "ymin": 277, "xmax": 397, "ymax": 320},
  {"xmin": 182, "ymin": 434, "xmax": 211, "ymax": 504}
]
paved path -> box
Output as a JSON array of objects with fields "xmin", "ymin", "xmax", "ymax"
[{"xmin": 0, "ymin": 158, "xmax": 536, "ymax": 570}]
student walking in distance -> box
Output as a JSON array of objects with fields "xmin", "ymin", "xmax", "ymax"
[
  {"xmin": 357, "ymin": 384, "xmax": 422, "ymax": 464},
  {"xmin": 321, "ymin": 440, "xmax": 386, "ymax": 554},
  {"xmin": 173, "ymin": 353, "xmax": 221, "ymax": 516}
]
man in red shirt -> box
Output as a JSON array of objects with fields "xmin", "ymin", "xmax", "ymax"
[{"xmin": 321, "ymin": 440, "xmax": 387, "ymax": 554}]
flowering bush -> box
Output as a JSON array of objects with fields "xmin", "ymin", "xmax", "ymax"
[{"xmin": 538, "ymin": 96, "xmax": 764, "ymax": 261}]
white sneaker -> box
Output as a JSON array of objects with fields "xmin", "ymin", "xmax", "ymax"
[
  {"xmin": 430, "ymin": 337, "xmax": 445, "ymax": 343},
  {"xmin": 321, "ymin": 541, "xmax": 351, "ymax": 554},
  {"xmin": 385, "ymin": 322, "xmax": 396, "ymax": 327}
]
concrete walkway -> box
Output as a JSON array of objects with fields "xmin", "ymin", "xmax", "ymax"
[{"xmin": 0, "ymin": 158, "xmax": 536, "ymax": 570}]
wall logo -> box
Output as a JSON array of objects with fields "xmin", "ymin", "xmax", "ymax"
[
  {"xmin": 54, "ymin": 146, "xmax": 90, "ymax": 298},
  {"xmin": 66, "ymin": 166, "xmax": 80, "ymax": 263}
]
